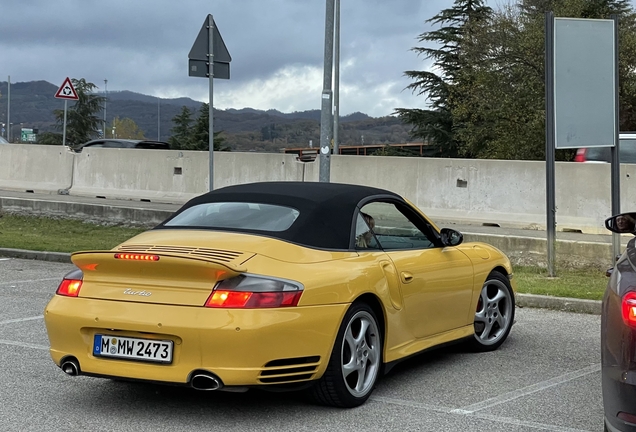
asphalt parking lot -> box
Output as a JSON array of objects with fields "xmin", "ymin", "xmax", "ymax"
[{"xmin": 0, "ymin": 258, "xmax": 603, "ymax": 432}]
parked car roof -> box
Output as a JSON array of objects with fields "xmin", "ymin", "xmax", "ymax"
[{"xmin": 73, "ymin": 139, "xmax": 170, "ymax": 153}]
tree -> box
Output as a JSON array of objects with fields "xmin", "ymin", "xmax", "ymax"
[
  {"xmin": 169, "ymin": 103, "xmax": 230, "ymax": 151},
  {"xmin": 399, "ymin": 0, "xmax": 636, "ymax": 160},
  {"xmin": 395, "ymin": 0, "xmax": 492, "ymax": 157},
  {"xmin": 468, "ymin": 0, "xmax": 636, "ymax": 159},
  {"xmin": 53, "ymin": 78, "xmax": 105, "ymax": 147},
  {"xmin": 37, "ymin": 132, "xmax": 63, "ymax": 146},
  {"xmin": 168, "ymin": 106, "xmax": 194, "ymax": 150},
  {"xmin": 110, "ymin": 117, "xmax": 145, "ymax": 139}
]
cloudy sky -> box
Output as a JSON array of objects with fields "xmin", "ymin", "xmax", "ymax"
[{"xmin": 2, "ymin": 0, "xmax": 498, "ymax": 117}]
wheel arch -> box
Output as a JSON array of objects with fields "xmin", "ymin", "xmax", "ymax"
[
  {"xmin": 352, "ymin": 292, "xmax": 386, "ymax": 363},
  {"xmin": 490, "ymin": 265, "xmax": 511, "ymax": 278}
]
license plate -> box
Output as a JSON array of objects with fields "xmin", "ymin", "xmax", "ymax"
[{"xmin": 93, "ymin": 334, "xmax": 173, "ymax": 363}]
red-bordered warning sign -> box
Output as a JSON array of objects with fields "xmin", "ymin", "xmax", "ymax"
[{"xmin": 55, "ymin": 77, "xmax": 79, "ymax": 100}]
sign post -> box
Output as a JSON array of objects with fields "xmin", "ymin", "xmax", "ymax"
[
  {"xmin": 188, "ymin": 14, "xmax": 231, "ymax": 191},
  {"xmin": 545, "ymin": 15, "xmax": 618, "ymax": 274},
  {"xmin": 54, "ymin": 77, "xmax": 79, "ymax": 147}
]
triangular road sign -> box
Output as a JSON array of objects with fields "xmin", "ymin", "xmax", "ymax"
[
  {"xmin": 188, "ymin": 15, "xmax": 231, "ymax": 63},
  {"xmin": 55, "ymin": 77, "xmax": 79, "ymax": 100}
]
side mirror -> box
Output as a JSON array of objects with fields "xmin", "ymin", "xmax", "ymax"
[
  {"xmin": 605, "ymin": 212, "xmax": 636, "ymax": 234},
  {"xmin": 440, "ymin": 228, "xmax": 463, "ymax": 246}
]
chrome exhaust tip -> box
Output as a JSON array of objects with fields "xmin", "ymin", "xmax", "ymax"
[
  {"xmin": 191, "ymin": 373, "xmax": 222, "ymax": 391},
  {"xmin": 61, "ymin": 359, "xmax": 80, "ymax": 376}
]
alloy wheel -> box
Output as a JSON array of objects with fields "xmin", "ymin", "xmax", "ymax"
[{"xmin": 340, "ymin": 310, "xmax": 381, "ymax": 397}]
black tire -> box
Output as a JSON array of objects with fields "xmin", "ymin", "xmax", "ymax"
[
  {"xmin": 311, "ymin": 302, "xmax": 383, "ymax": 408},
  {"xmin": 467, "ymin": 271, "xmax": 515, "ymax": 352}
]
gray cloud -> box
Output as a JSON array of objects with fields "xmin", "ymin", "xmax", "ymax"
[{"xmin": 0, "ymin": 0, "xmax": 486, "ymax": 116}]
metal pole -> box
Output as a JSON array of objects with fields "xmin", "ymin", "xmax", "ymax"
[
  {"xmin": 208, "ymin": 14, "xmax": 215, "ymax": 191},
  {"xmin": 157, "ymin": 96, "xmax": 161, "ymax": 141},
  {"xmin": 333, "ymin": 0, "xmax": 340, "ymax": 155},
  {"xmin": 62, "ymin": 99, "xmax": 68, "ymax": 147},
  {"xmin": 545, "ymin": 12, "xmax": 557, "ymax": 277},
  {"xmin": 103, "ymin": 79, "xmax": 107, "ymax": 138},
  {"xmin": 6, "ymin": 77, "xmax": 9, "ymax": 141},
  {"xmin": 319, "ymin": 0, "xmax": 335, "ymax": 183},
  {"xmin": 611, "ymin": 14, "xmax": 621, "ymax": 261}
]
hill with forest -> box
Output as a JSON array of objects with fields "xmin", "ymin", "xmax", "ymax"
[{"xmin": 0, "ymin": 80, "xmax": 414, "ymax": 151}]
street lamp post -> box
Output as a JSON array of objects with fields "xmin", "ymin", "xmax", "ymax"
[
  {"xmin": 7, "ymin": 75, "xmax": 10, "ymax": 143},
  {"xmin": 319, "ymin": 0, "xmax": 335, "ymax": 183},
  {"xmin": 103, "ymin": 79, "xmax": 108, "ymax": 138}
]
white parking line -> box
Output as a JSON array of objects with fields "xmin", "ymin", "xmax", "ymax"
[
  {"xmin": 0, "ymin": 258, "xmax": 10, "ymax": 261},
  {"xmin": 371, "ymin": 396, "xmax": 453, "ymax": 414},
  {"xmin": 372, "ymin": 396, "xmax": 593, "ymax": 432},
  {"xmin": 470, "ymin": 413, "xmax": 592, "ymax": 432},
  {"xmin": 453, "ymin": 363, "xmax": 601, "ymax": 414},
  {"xmin": 0, "ymin": 339, "xmax": 48, "ymax": 350},
  {"xmin": 373, "ymin": 364, "xmax": 601, "ymax": 432},
  {"xmin": 0, "ymin": 277, "xmax": 60, "ymax": 286},
  {"xmin": 0, "ymin": 316, "xmax": 43, "ymax": 325}
]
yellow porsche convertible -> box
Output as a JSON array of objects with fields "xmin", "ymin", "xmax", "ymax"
[{"xmin": 44, "ymin": 181, "xmax": 515, "ymax": 408}]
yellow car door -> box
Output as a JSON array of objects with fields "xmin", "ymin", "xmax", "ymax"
[
  {"xmin": 387, "ymin": 247, "xmax": 473, "ymax": 339},
  {"xmin": 356, "ymin": 201, "xmax": 474, "ymax": 340}
]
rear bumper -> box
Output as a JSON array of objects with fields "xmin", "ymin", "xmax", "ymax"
[
  {"xmin": 603, "ymin": 368, "xmax": 636, "ymax": 432},
  {"xmin": 44, "ymin": 296, "xmax": 348, "ymax": 386}
]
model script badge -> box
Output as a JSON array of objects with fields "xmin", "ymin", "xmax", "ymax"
[{"xmin": 123, "ymin": 289, "xmax": 152, "ymax": 297}]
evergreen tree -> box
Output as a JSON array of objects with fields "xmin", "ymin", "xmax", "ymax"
[
  {"xmin": 395, "ymin": 0, "xmax": 492, "ymax": 157},
  {"xmin": 168, "ymin": 106, "xmax": 194, "ymax": 150},
  {"xmin": 400, "ymin": 0, "xmax": 636, "ymax": 160},
  {"xmin": 475, "ymin": 0, "xmax": 636, "ymax": 159},
  {"xmin": 169, "ymin": 104, "xmax": 229, "ymax": 151},
  {"xmin": 188, "ymin": 103, "xmax": 230, "ymax": 151}
]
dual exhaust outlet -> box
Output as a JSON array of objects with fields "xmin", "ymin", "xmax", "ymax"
[{"xmin": 60, "ymin": 358, "xmax": 224, "ymax": 391}]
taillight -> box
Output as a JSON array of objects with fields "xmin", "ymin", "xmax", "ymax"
[
  {"xmin": 622, "ymin": 292, "xmax": 636, "ymax": 327},
  {"xmin": 56, "ymin": 279, "xmax": 83, "ymax": 297},
  {"xmin": 114, "ymin": 253, "xmax": 160, "ymax": 261},
  {"xmin": 574, "ymin": 148, "xmax": 587, "ymax": 162},
  {"xmin": 204, "ymin": 275, "xmax": 303, "ymax": 308}
]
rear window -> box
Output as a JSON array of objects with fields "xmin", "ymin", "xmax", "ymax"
[{"xmin": 164, "ymin": 202, "xmax": 299, "ymax": 232}]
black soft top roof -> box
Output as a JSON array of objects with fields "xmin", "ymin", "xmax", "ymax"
[{"xmin": 159, "ymin": 181, "xmax": 402, "ymax": 250}]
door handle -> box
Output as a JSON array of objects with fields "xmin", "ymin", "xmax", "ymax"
[{"xmin": 401, "ymin": 272, "xmax": 414, "ymax": 283}]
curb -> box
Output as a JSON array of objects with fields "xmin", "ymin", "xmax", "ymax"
[
  {"xmin": 0, "ymin": 248, "xmax": 603, "ymax": 315},
  {"xmin": 515, "ymin": 293, "xmax": 601, "ymax": 315},
  {"xmin": 0, "ymin": 248, "xmax": 72, "ymax": 264}
]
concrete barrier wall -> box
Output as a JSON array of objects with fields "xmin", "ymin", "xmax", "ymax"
[
  {"xmin": 328, "ymin": 156, "xmax": 548, "ymax": 228},
  {"xmin": 308, "ymin": 155, "xmax": 619, "ymax": 233},
  {"xmin": 0, "ymin": 144, "xmax": 74, "ymax": 193},
  {"xmin": 1, "ymin": 144, "xmax": 632, "ymax": 233},
  {"xmin": 70, "ymin": 148, "xmax": 306, "ymax": 203}
]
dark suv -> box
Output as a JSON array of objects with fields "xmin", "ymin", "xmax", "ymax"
[
  {"xmin": 575, "ymin": 133, "xmax": 636, "ymax": 163},
  {"xmin": 73, "ymin": 139, "xmax": 170, "ymax": 153}
]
